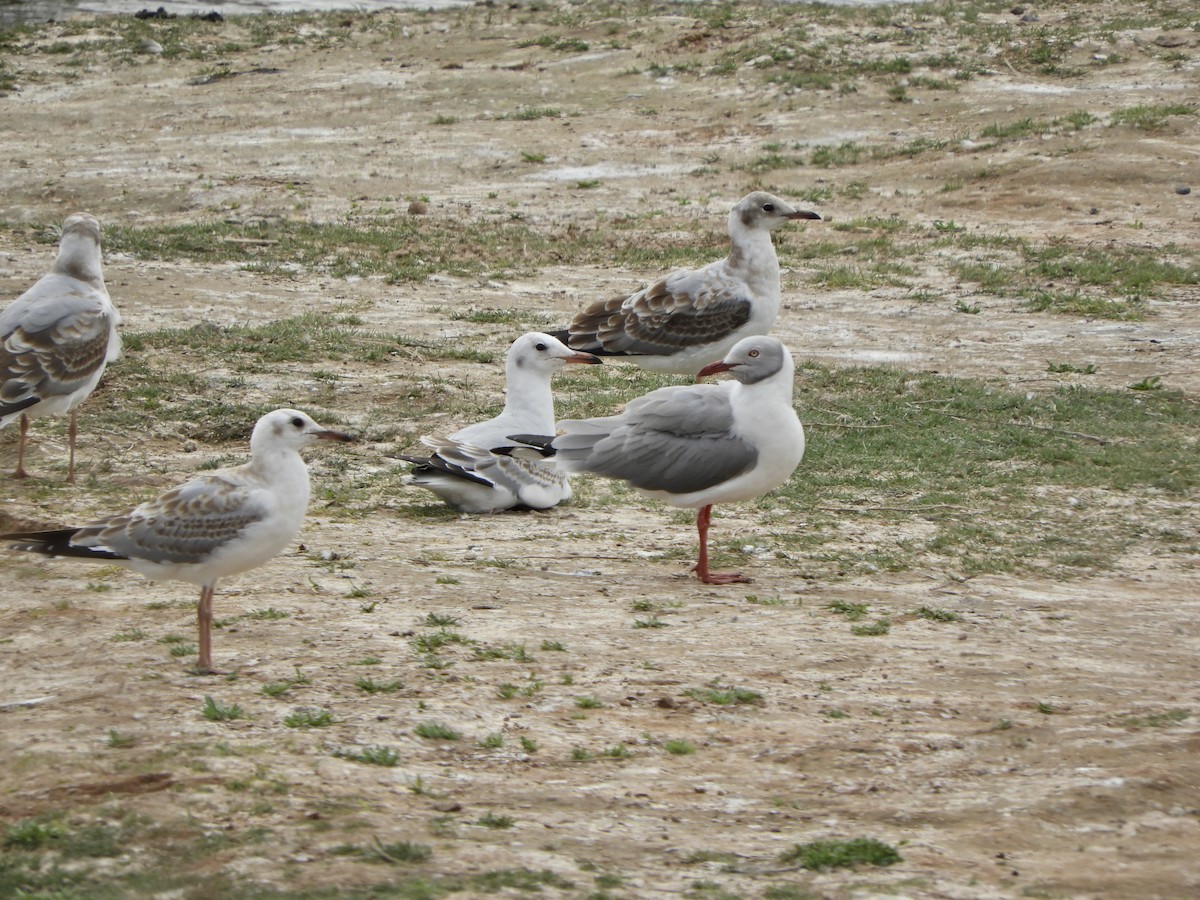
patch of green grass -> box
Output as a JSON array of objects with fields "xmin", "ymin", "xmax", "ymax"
[
  {"xmin": 477, "ymin": 811, "xmax": 514, "ymax": 829},
  {"xmin": 106, "ymin": 729, "xmax": 136, "ymax": 749},
  {"xmin": 575, "ymin": 695, "xmax": 604, "ymax": 709},
  {"xmin": 685, "ymin": 686, "xmax": 763, "ymax": 706},
  {"xmin": 201, "ymin": 696, "xmax": 244, "ymax": 722},
  {"xmin": 473, "ymin": 642, "xmax": 532, "ymax": 662},
  {"xmin": 914, "ymin": 606, "xmax": 962, "ymax": 623},
  {"xmin": 336, "ymin": 745, "xmax": 401, "ymax": 767},
  {"xmin": 356, "ymin": 676, "xmax": 404, "ymax": 694},
  {"xmin": 244, "ymin": 607, "xmax": 288, "ymax": 620},
  {"xmin": 664, "ymin": 739, "xmax": 696, "ymax": 756},
  {"xmin": 1047, "ymin": 361, "xmax": 1098, "ymax": 375},
  {"xmin": 283, "ymin": 707, "xmax": 334, "ymax": 728},
  {"xmin": 1110, "ymin": 103, "xmax": 1196, "ymax": 130},
  {"xmin": 827, "ymin": 600, "xmax": 868, "ymax": 621},
  {"xmin": 780, "ymin": 836, "xmax": 902, "ymax": 870},
  {"xmin": 415, "ymin": 722, "xmax": 462, "ymax": 741},
  {"xmin": 4, "ymin": 818, "xmax": 66, "ymax": 849},
  {"xmin": 1114, "ymin": 708, "xmax": 1189, "ymax": 729},
  {"xmin": 851, "ymin": 619, "xmax": 892, "ymax": 636}
]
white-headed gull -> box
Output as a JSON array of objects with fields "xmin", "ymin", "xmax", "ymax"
[
  {"xmin": 0, "ymin": 213, "xmax": 120, "ymax": 481},
  {"xmin": 402, "ymin": 332, "xmax": 599, "ymax": 513},
  {"xmin": 509, "ymin": 336, "xmax": 804, "ymax": 584},
  {"xmin": 2, "ymin": 409, "xmax": 354, "ymax": 673},
  {"xmin": 554, "ymin": 193, "xmax": 819, "ymax": 377}
]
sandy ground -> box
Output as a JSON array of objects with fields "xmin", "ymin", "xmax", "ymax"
[{"xmin": 0, "ymin": 3, "xmax": 1198, "ymax": 898}]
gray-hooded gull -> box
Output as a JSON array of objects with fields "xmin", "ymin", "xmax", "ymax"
[
  {"xmin": 508, "ymin": 335, "xmax": 805, "ymax": 584},
  {"xmin": 553, "ymin": 192, "xmax": 819, "ymax": 377},
  {"xmin": 2, "ymin": 409, "xmax": 354, "ymax": 674},
  {"xmin": 402, "ymin": 332, "xmax": 600, "ymax": 513},
  {"xmin": 0, "ymin": 213, "xmax": 120, "ymax": 481}
]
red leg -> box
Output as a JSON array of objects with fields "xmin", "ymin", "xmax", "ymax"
[
  {"xmin": 67, "ymin": 408, "xmax": 78, "ymax": 483},
  {"xmin": 691, "ymin": 504, "xmax": 751, "ymax": 585},
  {"xmin": 195, "ymin": 584, "xmax": 222, "ymax": 674},
  {"xmin": 14, "ymin": 413, "xmax": 30, "ymax": 479}
]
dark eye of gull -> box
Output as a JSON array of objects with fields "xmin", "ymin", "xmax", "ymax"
[
  {"xmin": 291, "ymin": 416, "xmax": 305, "ymax": 429},
  {"xmin": 535, "ymin": 342, "xmax": 547, "ymax": 351},
  {"xmin": 762, "ymin": 203, "xmax": 775, "ymax": 213}
]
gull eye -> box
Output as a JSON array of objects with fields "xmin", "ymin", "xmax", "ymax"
[
  {"xmin": 748, "ymin": 349, "xmax": 760, "ymax": 358},
  {"xmin": 291, "ymin": 416, "xmax": 305, "ymax": 428},
  {"xmin": 762, "ymin": 203, "xmax": 775, "ymax": 213},
  {"xmin": 535, "ymin": 342, "xmax": 548, "ymax": 351}
]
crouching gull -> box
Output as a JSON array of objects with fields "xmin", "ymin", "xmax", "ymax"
[
  {"xmin": 401, "ymin": 332, "xmax": 599, "ymax": 513},
  {"xmin": 508, "ymin": 335, "xmax": 805, "ymax": 584},
  {"xmin": 0, "ymin": 213, "xmax": 121, "ymax": 481},
  {"xmin": 2, "ymin": 409, "xmax": 354, "ymax": 673},
  {"xmin": 552, "ymin": 192, "xmax": 819, "ymax": 377}
]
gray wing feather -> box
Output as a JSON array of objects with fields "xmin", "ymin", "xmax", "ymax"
[
  {"xmin": 569, "ymin": 265, "xmax": 752, "ymax": 356},
  {"xmin": 73, "ymin": 475, "xmax": 268, "ymax": 564},
  {"xmin": 556, "ymin": 384, "xmax": 757, "ymax": 494},
  {"xmin": 0, "ymin": 276, "xmax": 113, "ymax": 412}
]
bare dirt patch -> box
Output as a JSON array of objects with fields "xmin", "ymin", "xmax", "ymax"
[{"xmin": 1, "ymin": 3, "xmax": 1198, "ymax": 898}]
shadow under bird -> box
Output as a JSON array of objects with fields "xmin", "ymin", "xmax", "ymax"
[
  {"xmin": 401, "ymin": 332, "xmax": 600, "ymax": 513},
  {"xmin": 0, "ymin": 213, "xmax": 120, "ymax": 481},
  {"xmin": 2, "ymin": 409, "xmax": 354, "ymax": 674},
  {"xmin": 507, "ymin": 336, "xmax": 805, "ymax": 584},
  {"xmin": 552, "ymin": 192, "xmax": 820, "ymax": 377}
]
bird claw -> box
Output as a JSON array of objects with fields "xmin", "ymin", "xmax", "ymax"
[{"xmin": 692, "ymin": 565, "xmax": 753, "ymax": 585}]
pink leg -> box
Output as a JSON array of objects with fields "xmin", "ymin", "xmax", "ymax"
[
  {"xmin": 67, "ymin": 408, "xmax": 78, "ymax": 483},
  {"xmin": 691, "ymin": 504, "xmax": 751, "ymax": 585},
  {"xmin": 195, "ymin": 584, "xmax": 222, "ymax": 674},
  {"xmin": 14, "ymin": 414, "xmax": 30, "ymax": 479}
]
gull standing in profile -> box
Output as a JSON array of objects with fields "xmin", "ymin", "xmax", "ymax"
[
  {"xmin": 508, "ymin": 336, "xmax": 805, "ymax": 584},
  {"xmin": 402, "ymin": 332, "xmax": 600, "ymax": 513},
  {"xmin": 2, "ymin": 409, "xmax": 354, "ymax": 674},
  {"xmin": 553, "ymin": 192, "xmax": 820, "ymax": 377},
  {"xmin": 0, "ymin": 213, "xmax": 120, "ymax": 481}
]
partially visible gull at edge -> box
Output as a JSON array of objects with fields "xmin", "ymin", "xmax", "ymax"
[
  {"xmin": 0, "ymin": 212, "xmax": 120, "ymax": 481},
  {"xmin": 507, "ymin": 335, "xmax": 805, "ymax": 584},
  {"xmin": 401, "ymin": 332, "xmax": 600, "ymax": 513},
  {"xmin": 553, "ymin": 192, "xmax": 820, "ymax": 377},
  {"xmin": 2, "ymin": 409, "xmax": 354, "ymax": 674}
]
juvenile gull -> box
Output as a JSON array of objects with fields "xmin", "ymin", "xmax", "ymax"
[
  {"xmin": 2, "ymin": 409, "xmax": 353, "ymax": 673},
  {"xmin": 509, "ymin": 336, "xmax": 804, "ymax": 584},
  {"xmin": 0, "ymin": 213, "xmax": 120, "ymax": 481},
  {"xmin": 402, "ymin": 332, "xmax": 599, "ymax": 513},
  {"xmin": 554, "ymin": 193, "xmax": 819, "ymax": 377}
]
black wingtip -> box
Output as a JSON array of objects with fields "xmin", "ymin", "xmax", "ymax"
[
  {"xmin": 500, "ymin": 435, "xmax": 557, "ymax": 459},
  {"xmin": 2, "ymin": 528, "xmax": 125, "ymax": 561}
]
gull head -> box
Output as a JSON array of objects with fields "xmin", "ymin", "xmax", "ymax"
[
  {"xmin": 733, "ymin": 191, "xmax": 821, "ymax": 232},
  {"xmin": 509, "ymin": 332, "xmax": 601, "ymax": 375},
  {"xmin": 54, "ymin": 212, "xmax": 104, "ymax": 285},
  {"xmin": 697, "ymin": 336, "xmax": 793, "ymax": 386},
  {"xmin": 250, "ymin": 408, "xmax": 355, "ymax": 455}
]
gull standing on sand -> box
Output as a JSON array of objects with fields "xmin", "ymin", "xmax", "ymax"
[
  {"xmin": 508, "ymin": 336, "xmax": 804, "ymax": 584},
  {"xmin": 0, "ymin": 213, "xmax": 120, "ymax": 481},
  {"xmin": 402, "ymin": 332, "xmax": 600, "ymax": 513},
  {"xmin": 553, "ymin": 192, "xmax": 820, "ymax": 377},
  {"xmin": 2, "ymin": 409, "xmax": 354, "ymax": 674}
]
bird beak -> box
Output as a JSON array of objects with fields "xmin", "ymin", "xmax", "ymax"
[
  {"xmin": 313, "ymin": 429, "xmax": 356, "ymax": 442},
  {"xmin": 697, "ymin": 360, "xmax": 736, "ymax": 379},
  {"xmin": 563, "ymin": 351, "xmax": 602, "ymax": 365},
  {"xmin": 786, "ymin": 210, "xmax": 822, "ymax": 221}
]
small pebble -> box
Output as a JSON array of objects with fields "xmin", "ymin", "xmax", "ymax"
[{"xmin": 1175, "ymin": 185, "xmax": 1191, "ymax": 196}]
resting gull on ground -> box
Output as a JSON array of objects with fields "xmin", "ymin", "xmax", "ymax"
[
  {"xmin": 0, "ymin": 213, "xmax": 120, "ymax": 481},
  {"xmin": 553, "ymin": 192, "xmax": 819, "ymax": 377},
  {"xmin": 2, "ymin": 409, "xmax": 354, "ymax": 674},
  {"xmin": 508, "ymin": 335, "xmax": 805, "ymax": 584},
  {"xmin": 401, "ymin": 332, "xmax": 600, "ymax": 513}
]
